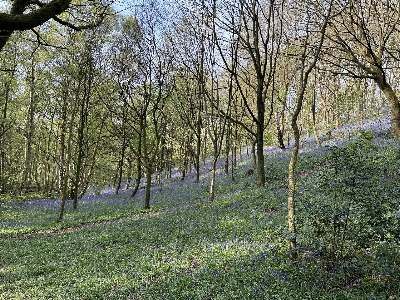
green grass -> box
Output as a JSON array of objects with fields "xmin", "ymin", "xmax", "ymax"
[{"xmin": 0, "ymin": 130, "xmax": 399, "ymax": 299}]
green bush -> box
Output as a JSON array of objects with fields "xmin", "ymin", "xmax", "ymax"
[{"xmin": 299, "ymin": 131, "xmax": 399, "ymax": 269}]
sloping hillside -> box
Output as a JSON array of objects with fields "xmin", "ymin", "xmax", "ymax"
[{"xmin": 0, "ymin": 116, "xmax": 399, "ymax": 299}]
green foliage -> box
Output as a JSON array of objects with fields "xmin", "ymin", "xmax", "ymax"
[
  {"xmin": 298, "ymin": 131, "xmax": 400, "ymax": 276},
  {"xmin": 121, "ymin": 15, "xmax": 142, "ymax": 43},
  {"xmin": 0, "ymin": 131, "xmax": 399, "ymax": 299}
]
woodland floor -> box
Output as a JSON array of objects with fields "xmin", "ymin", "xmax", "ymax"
[{"xmin": 0, "ymin": 114, "xmax": 399, "ymax": 299}]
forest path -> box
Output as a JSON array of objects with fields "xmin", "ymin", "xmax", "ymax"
[
  {"xmin": 2, "ymin": 196, "xmax": 209, "ymax": 240},
  {"xmin": 3, "ymin": 210, "xmax": 163, "ymax": 240}
]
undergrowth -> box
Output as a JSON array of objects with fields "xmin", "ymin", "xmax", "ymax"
[{"xmin": 0, "ymin": 127, "xmax": 399, "ymax": 299}]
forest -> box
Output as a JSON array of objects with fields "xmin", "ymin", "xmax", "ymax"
[{"xmin": 0, "ymin": 0, "xmax": 399, "ymax": 299}]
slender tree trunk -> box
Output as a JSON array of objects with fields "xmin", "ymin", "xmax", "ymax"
[
  {"xmin": 311, "ymin": 104, "xmax": 321, "ymax": 147},
  {"xmin": 0, "ymin": 77, "xmax": 11, "ymax": 193},
  {"xmin": 58, "ymin": 103, "xmax": 67, "ymax": 195},
  {"xmin": 251, "ymin": 141, "xmax": 257, "ymax": 167},
  {"xmin": 58, "ymin": 139, "xmax": 72, "ymax": 223},
  {"xmin": 58, "ymin": 100, "xmax": 77, "ymax": 222},
  {"xmin": 256, "ymin": 128, "xmax": 265, "ymax": 187},
  {"xmin": 357, "ymin": 80, "xmax": 364, "ymax": 120},
  {"xmin": 126, "ymin": 158, "xmax": 132, "ymax": 189},
  {"xmin": 142, "ymin": 113, "xmax": 152, "ymax": 209},
  {"xmin": 78, "ymin": 119, "xmax": 104, "ymax": 198},
  {"xmin": 78, "ymin": 144, "xmax": 98, "ymax": 198},
  {"xmin": 73, "ymin": 94, "xmax": 88, "ymax": 208},
  {"xmin": 276, "ymin": 111, "xmax": 285, "ymax": 149},
  {"xmin": 130, "ymin": 132, "xmax": 143, "ymax": 198},
  {"xmin": 287, "ymin": 1, "xmax": 332, "ymax": 259},
  {"xmin": 22, "ymin": 64, "xmax": 36, "ymax": 190},
  {"xmin": 195, "ymin": 113, "xmax": 202, "ymax": 182},
  {"xmin": 202, "ymin": 128, "xmax": 208, "ymax": 165},
  {"xmin": 287, "ymin": 121, "xmax": 299, "ymax": 260},
  {"xmin": 233, "ymin": 123, "xmax": 238, "ymax": 167},
  {"xmin": 311, "ymin": 81, "xmax": 321, "ymax": 147},
  {"xmin": 58, "ymin": 77, "xmax": 79, "ymax": 222},
  {"xmin": 231, "ymin": 144, "xmax": 235, "ymax": 181},
  {"xmin": 224, "ymin": 126, "xmax": 230, "ymax": 174},
  {"xmin": 43, "ymin": 113, "xmax": 56, "ymax": 196},
  {"xmin": 209, "ymin": 157, "xmax": 217, "ymax": 201},
  {"xmin": 115, "ymin": 136, "xmax": 126, "ymax": 195},
  {"xmin": 144, "ymin": 164, "xmax": 151, "ymax": 209},
  {"xmin": 130, "ymin": 157, "xmax": 142, "ymax": 199}
]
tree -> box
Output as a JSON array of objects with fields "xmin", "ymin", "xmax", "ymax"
[
  {"xmin": 286, "ymin": 0, "xmax": 333, "ymax": 260},
  {"xmin": 171, "ymin": 1, "xmax": 210, "ymax": 183},
  {"xmin": 326, "ymin": 0, "xmax": 400, "ymax": 137},
  {"xmin": 0, "ymin": 0, "xmax": 112, "ymax": 51},
  {"xmin": 56, "ymin": 22, "xmax": 113, "ymax": 220},
  {"xmin": 108, "ymin": 2, "xmax": 174, "ymax": 209},
  {"xmin": 0, "ymin": 41, "xmax": 17, "ymax": 194},
  {"xmin": 212, "ymin": 0, "xmax": 284, "ymax": 187}
]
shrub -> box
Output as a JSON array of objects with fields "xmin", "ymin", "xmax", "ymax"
[{"xmin": 298, "ymin": 131, "xmax": 399, "ymax": 270}]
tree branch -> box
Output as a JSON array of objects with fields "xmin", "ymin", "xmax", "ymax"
[{"xmin": 0, "ymin": 0, "xmax": 72, "ymax": 31}]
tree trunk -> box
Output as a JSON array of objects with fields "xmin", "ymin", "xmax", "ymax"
[
  {"xmin": 130, "ymin": 132, "xmax": 143, "ymax": 198},
  {"xmin": 73, "ymin": 92, "xmax": 88, "ymax": 208},
  {"xmin": 78, "ymin": 119, "xmax": 104, "ymax": 198},
  {"xmin": 58, "ymin": 100, "xmax": 76, "ymax": 222},
  {"xmin": 195, "ymin": 113, "xmax": 202, "ymax": 182},
  {"xmin": 288, "ymin": 121, "xmax": 300, "ymax": 260},
  {"xmin": 256, "ymin": 133, "xmax": 265, "ymax": 187},
  {"xmin": 144, "ymin": 165, "xmax": 152, "ymax": 209},
  {"xmin": 251, "ymin": 141, "xmax": 257, "ymax": 167},
  {"xmin": 209, "ymin": 157, "xmax": 217, "ymax": 201},
  {"xmin": 58, "ymin": 77, "xmax": 78, "ymax": 222},
  {"xmin": 22, "ymin": 64, "xmax": 36, "ymax": 190},
  {"xmin": 286, "ymin": 0, "xmax": 331, "ymax": 259},
  {"xmin": 130, "ymin": 156, "xmax": 142, "ymax": 199},
  {"xmin": 233, "ymin": 123, "xmax": 238, "ymax": 167},
  {"xmin": 224, "ymin": 126, "xmax": 230, "ymax": 174},
  {"xmin": 276, "ymin": 110, "xmax": 285, "ymax": 149},
  {"xmin": 0, "ymin": 74, "xmax": 12, "ymax": 193},
  {"xmin": 126, "ymin": 158, "xmax": 132, "ymax": 189},
  {"xmin": 58, "ymin": 103, "xmax": 67, "ymax": 195},
  {"xmin": 374, "ymin": 76, "xmax": 400, "ymax": 137},
  {"xmin": 115, "ymin": 136, "xmax": 126, "ymax": 195},
  {"xmin": 231, "ymin": 144, "xmax": 235, "ymax": 181},
  {"xmin": 311, "ymin": 84, "xmax": 321, "ymax": 147}
]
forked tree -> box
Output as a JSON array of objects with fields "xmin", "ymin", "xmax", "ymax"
[
  {"xmin": 286, "ymin": 0, "xmax": 333, "ymax": 259},
  {"xmin": 212, "ymin": 0, "xmax": 284, "ymax": 187}
]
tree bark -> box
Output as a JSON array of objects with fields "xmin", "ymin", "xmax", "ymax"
[
  {"xmin": 0, "ymin": 0, "xmax": 72, "ymax": 50},
  {"xmin": 287, "ymin": 128, "xmax": 299, "ymax": 260},
  {"xmin": 130, "ymin": 156, "xmax": 142, "ymax": 199},
  {"xmin": 0, "ymin": 69, "xmax": 13, "ymax": 193},
  {"xmin": 58, "ymin": 89, "xmax": 77, "ymax": 222},
  {"xmin": 144, "ymin": 164, "xmax": 152, "ymax": 209},
  {"xmin": 195, "ymin": 111, "xmax": 202, "ymax": 182},
  {"xmin": 256, "ymin": 124, "xmax": 265, "ymax": 187},
  {"xmin": 276, "ymin": 109, "xmax": 286, "ymax": 150},
  {"xmin": 209, "ymin": 157, "xmax": 217, "ymax": 201},
  {"xmin": 374, "ymin": 73, "xmax": 400, "ymax": 137},
  {"xmin": 130, "ymin": 132, "xmax": 143, "ymax": 198}
]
